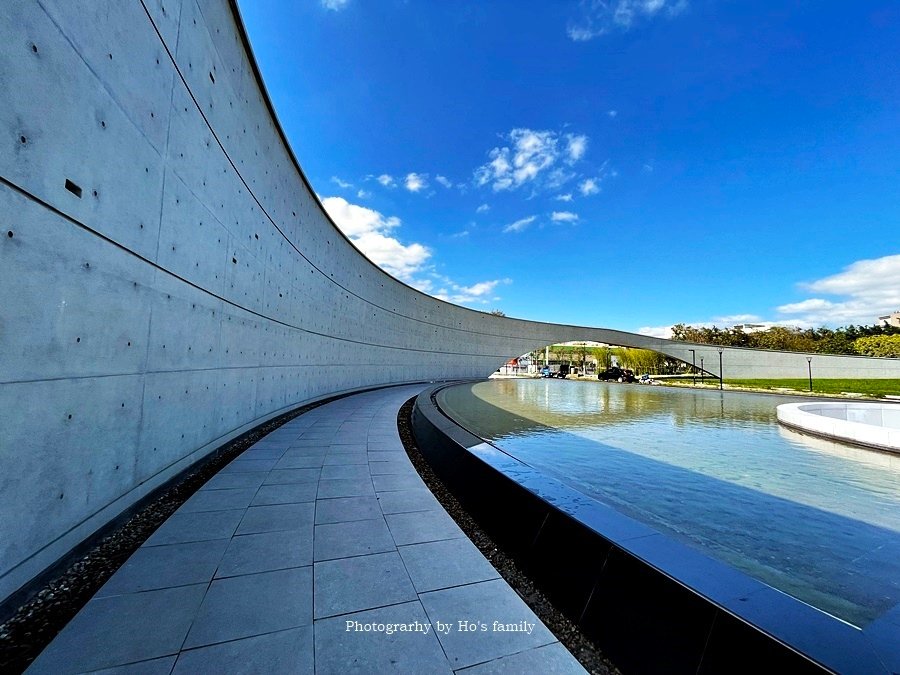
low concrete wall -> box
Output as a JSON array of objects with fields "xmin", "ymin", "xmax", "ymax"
[
  {"xmin": 2, "ymin": 0, "xmax": 899, "ymax": 605},
  {"xmin": 777, "ymin": 402, "xmax": 900, "ymax": 453}
]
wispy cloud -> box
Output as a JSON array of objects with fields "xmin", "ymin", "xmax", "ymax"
[
  {"xmin": 330, "ymin": 176, "xmax": 353, "ymax": 189},
  {"xmin": 376, "ymin": 174, "xmax": 396, "ymax": 188},
  {"xmin": 433, "ymin": 278, "xmax": 512, "ymax": 305},
  {"xmin": 322, "ymin": 196, "xmax": 429, "ymax": 281},
  {"xmin": 321, "ymin": 0, "xmax": 350, "ymax": 11},
  {"xmin": 774, "ymin": 254, "xmax": 900, "ymax": 326},
  {"xmin": 356, "ymin": 189, "xmax": 371, "ymax": 199},
  {"xmin": 579, "ymin": 178, "xmax": 600, "ymax": 196},
  {"xmin": 503, "ymin": 215, "xmax": 537, "ymax": 234},
  {"xmin": 405, "ymin": 172, "xmax": 428, "ymax": 193},
  {"xmin": 476, "ymin": 203, "xmax": 490, "ymax": 213},
  {"xmin": 608, "ymin": 110, "xmax": 618, "ymax": 118},
  {"xmin": 474, "ymin": 128, "xmax": 588, "ymax": 192},
  {"xmin": 566, "ymin": 134, "xmax": 588, "ymax": 163},
  {"xmin": 551, "ymin": 211, "xmax": 579, "ymax": 223},
  {"xmin": 435, "ymin": 175, "xmax": 453, "ymax": 188},
  {"xmin": 555, "ymin": 193, "xmax": 574, "ymax": 202},
  {"xmin": 568, "ymin": 0, "xmax": 689, "ymax": 41}
]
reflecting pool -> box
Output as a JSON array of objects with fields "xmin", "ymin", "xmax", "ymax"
[{"xmin": 436, "ymin": 379, "xmax": 900, "ymax": 627}]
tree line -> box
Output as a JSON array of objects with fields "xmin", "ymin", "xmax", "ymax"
[{"xmin": 670, "ymin": 323, "xmax": 900, "ymax": 358}]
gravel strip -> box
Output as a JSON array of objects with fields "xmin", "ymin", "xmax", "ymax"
[{"xmin": 397, "ymin": 396, "xmax": 621, "ymax": 675}]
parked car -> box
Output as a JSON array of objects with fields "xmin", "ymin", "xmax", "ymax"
[
  {"xmin": 540, "ymin": 366, "xmax": 553, "ymax": 378},
  {"xmin": 597, "ymin": 367, "xmax": 635, "ymax": 383}
]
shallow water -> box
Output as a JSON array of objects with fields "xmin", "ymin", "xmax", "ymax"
[{"xmin": 436, "ymin": 379, "xmax": 900, "ymax": 627}]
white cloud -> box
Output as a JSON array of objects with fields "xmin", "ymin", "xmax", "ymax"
[
  {"xmin": 715, "ymin": 314, "xmax": 762, "ymax": 324},
  {"xmin": 476, "ymin": 203, "xmax": 491, "ymax": 213},
  {"xmin": 566, "ymin": 134, "xmax": 588, "ymax": 163},
  {"xmin": 551, "ymin": 211, "xmax": 579, "ymax": 223},
  {"xmin": 579, "ymin": 178, "xmax": 600, "ymax": 196},
  {"xmin": 357, "ymin": 189, "xmax": 371, "ymax": 199},
  {"xmin": 321, "ymin": 196, "xmax": 430, "ymax": 281},
  {"xmin": 435, "ymin": 175, "xmax": 453, "ymax": 188},
  {"xmin": 637, "ymin": 325, "xmax": 674, "ymax": 339},
  {"xmin": 376, "ymin": 174, "xmax": 396, "ymax": 188},
  {"xmin": 475, "ymin": 128, "xmax": 587, "ymax": 192},
  {"xmin": 568, "ymin": 0, "xmax": 688, "ymax": 41},
  {"xmin": 503, "ymin": 215, "xmax": 537, "ymax": 234},
  {"xmin": 434, "ymin": 278, "xmax": 512, "ymax": 305},
  {"xmin": 608, "ymin": 110, "xmax": 618, "ymax": 118},
  {"xmin": 771, "ymin": 254, "xmax": 900, "ymax": 326},
  {"xmin": 330, "ymin": 176, "xmax": 353, "ymax": 189},
  {"xmin": 405, "ymin": 172, "xmax": 428, "ymax": 193},
  {"xmin": 555, "ymin": 193, "xmax": 573, "ymax": 202},
  {"xmin": 322, "ymin": 0, "xmax": 349, "ymax": 10}
]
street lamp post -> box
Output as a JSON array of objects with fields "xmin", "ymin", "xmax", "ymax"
[
  {"xmin": 689, "ymin": 349, "xmax": 696, "ymax": 386},
  {"xmin": 807, "ymin": 357, "xmax": 813, "ymax": 392},
  {"xmin": 700, "ymin": 357, "xmax": 704, "ymax": 385},
  {"xmin": 717, "ymin": 347, "xmax": 724, "ymax": 390}
]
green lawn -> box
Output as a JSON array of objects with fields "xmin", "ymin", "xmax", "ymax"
[{"xmin": 662, "ymin": 377, "xmax": 900, "ymax": 398}]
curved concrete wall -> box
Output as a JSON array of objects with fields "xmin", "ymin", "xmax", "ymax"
[{"xmin": 2, "ymin": 0, "xmax": 899, "ymax": 605}]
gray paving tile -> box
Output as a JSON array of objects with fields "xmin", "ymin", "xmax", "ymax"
[
  {"xmin": 369, "ymin": 461, "xmax": 416, "ymax": 476},
  {"xmin": 238, "ymin": 447, "xmax": 287, "ymax": 460},
  {"xmin": 264, "ymin": 468, "xmax": 320, "ymax": 485},
  {"xmin": 173, "ymin": 626, "xmax": 313, "ymax": 675},
  {"xmin": 320, "ymin": 464, "xmax": 371, "ymax": 480},
  {"xmin": 97, "ymin": 539, "xmax": 228, "ymax": 596},
  {"xmin": 420, "ymin": 580, "xmax": 555, "ymax": 669},
  {"xmin": 323, "ymin": 451, "xmax": 369, "ymax": 466},
  {"xmin": 27, "ymin": 585, "xmax": 206, "ymax": 674},
  {"xmin": 330, "ymin": 442, "xmax": 368, "ymax": 452},
  {"xmin": 177, "ymin": 487, "xmax": 258, "ymax": 514},
  {"xmin": 376, "ymin": 488, "xmax": 440, "ymax": 515},
  {"xmin": 220, "ymin": 458, "xmax": 278, "ymax": 473},
  {"xmin": 251, "ymin": 482, "xmax": 317, "ymax": 505},
  {"xmin": 367, "ymin": 451, "xmax": 406, "ymax": 462},
  {"xmin": 316, "ymin": 477, "xmax": 375, "ymax": 499},
  {"xmin": 314, "ymin": 518, "xmax": 395, "ymax": 561},
  {"xmin": 275, "ymin": 453, "xmax": 326, "ymax": 469},
  {"xmin": 315, "ymin": 496, "xmax": 382, "ymax": 525},
  {"xmin": 235, "ymin": 502, "xmax": 315, "ymax": 535},
  {"xmin": 83, "ymin": 655, "xmax": 177, "ymax": 674},
  {"xmin": 184, "ymin": 567, "xmax": 312, "ymax": 648},
  {"xmin": 372, "ymin": 473, "xmax": 426, "ymax": 492},
  {"xmin": 282, "ymin": 445, "xmax": 329, "ymax": 456},
  {"xmin": 398, "ymin": 538, "xmax": 499, "ymax": 593},
  {"xmin": 314, "ymin": 601, "xmax": 451, "ymax": 674},
  {"xmin": 216, "ymin": 530, "xmax": 312, "ymax": 577},
  {"xmin": 201, "ymin": 472, "xmax": 267, "ymax": 491},
  {"xmin": 143, "ymin": 510, "xmax": 243, "ymax": 547},
  {"xmin": 456, "ymin": 642, "xmax": 585, "ymax": 674},
  {"xmin": 385, "ymin": 510, "xmax": 465, "ymax": 546},
  {"xmin": 314, "ymin": 552, "xmax": 416, "ymax": 618}
]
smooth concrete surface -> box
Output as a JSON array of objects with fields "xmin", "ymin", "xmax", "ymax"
[
  {"xmin": 26, "ymin": 385, "xmax": 585, "ymax": 674},
  {"xmin": 777, "ymin": 401, "xmax": 900, "ymax": 453},
  {"xmin": 3, "ymin": 0, "xmax": 900, "ymax": 606}
]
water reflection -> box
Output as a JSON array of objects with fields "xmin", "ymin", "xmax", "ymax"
[{"xmin": 437, "ymin": 379, "xmax": 900, "ymax": 627}]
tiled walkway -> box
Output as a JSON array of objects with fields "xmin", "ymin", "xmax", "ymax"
[{"xmin": 28, "ymin": 384, "xmax": 584, "ymax": 674}]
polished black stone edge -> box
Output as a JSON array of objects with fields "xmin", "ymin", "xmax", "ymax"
[{"xmin": 413, "ymin": 385, "xmax": 899, "ymax": 675}]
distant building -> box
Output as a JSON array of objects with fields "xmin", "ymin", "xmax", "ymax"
[
  {"xmin": 878, "ymin": 311, "xmax": 900, "ymax": 328},
  {"xmin": 731, "ymin": 323, "xmax": 768, "ymax": 333}
]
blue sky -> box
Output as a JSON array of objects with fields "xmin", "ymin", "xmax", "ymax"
[{"xmin": 238, "ymin": 0, "xmax": 900, "ymax": 335}]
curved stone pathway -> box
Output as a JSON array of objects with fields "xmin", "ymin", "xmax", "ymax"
[{"xmin": 28, "ymin": 384, "xmax": 584, "ymax": 674}]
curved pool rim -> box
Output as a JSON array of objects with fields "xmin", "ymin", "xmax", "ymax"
[
  {"xmin": 777, "ymin": 401, "xmax": 900, "ymax": 454},
  {"xmin": 412, "ymin": 383, "xmax": 900, "ymax": 675}
]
